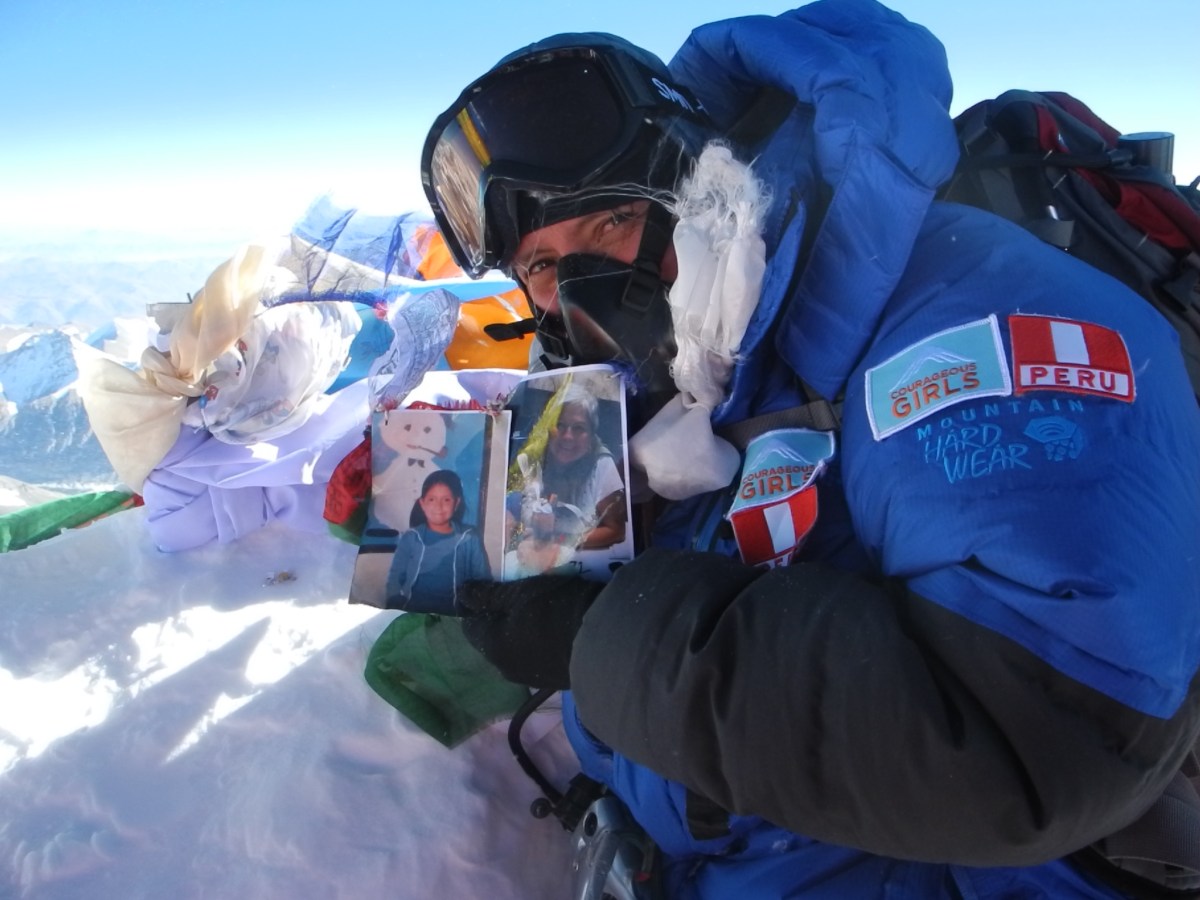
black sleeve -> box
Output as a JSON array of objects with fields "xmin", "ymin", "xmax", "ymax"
[{"xmin": 569, "ymin": 547, "xmax": 1200, "ymax": 866}]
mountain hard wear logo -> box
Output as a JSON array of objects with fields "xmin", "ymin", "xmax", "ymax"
[{"xmin": 866, "ymin": 316, "xmax": 1012, "ymax": 440}]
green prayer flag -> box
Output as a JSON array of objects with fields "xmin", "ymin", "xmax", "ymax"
[
  {"xmin": 364, "ymin": 612, "xmax": 530, "ymax": 748},
  {"xmin": 0, "ymin": 490, "xmax": 136, "ymax": 553}
]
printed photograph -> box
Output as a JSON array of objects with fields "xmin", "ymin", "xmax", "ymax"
[
  {"xmin": 501, "ymin": 365, "xmax": 633, "ymax": 582},
  {"xmin": 349, "ymin": 408, "xmax": 510, "ymax": 613}
]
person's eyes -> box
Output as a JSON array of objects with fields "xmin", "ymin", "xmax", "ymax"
[
  {"xmin": 525, "ymin": 257, "xmax": 555, "ymax": 279},
  {"xmin": 522, "ymin": 260, "xmax": 559, "ymax": 309},
  {"xmin": 511, "ymin": 253, "xmax": 556, "ymax": 288},
  {"xmin": 606, "ymin": 206, "xmax": 640, "ymax": 228},
  {"xmin": 598, "ymin": 204, "xmax": 644, "ymax": 238}
]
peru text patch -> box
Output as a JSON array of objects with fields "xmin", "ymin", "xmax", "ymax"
[{"xmin": 1009, "ymin": 315, "xmax": 1134, "ymax": 402}]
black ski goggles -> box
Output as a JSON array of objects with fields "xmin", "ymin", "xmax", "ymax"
[{"xmin": 421, "ymin": 43, "xmax": 708, "ymax": 278}]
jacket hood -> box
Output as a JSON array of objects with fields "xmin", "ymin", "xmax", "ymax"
[{"xmin": 668, "ymin": 0, "xmax": 960, "ymax": 401}]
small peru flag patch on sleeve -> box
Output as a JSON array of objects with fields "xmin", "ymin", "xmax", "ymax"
[
  {"xmin": 727, "ymin": 428, "xmax": 834, "ymax": 569},
  {"xmin": 1009, "ymin": 314, "xmax": 1135, "ymax": 402}
]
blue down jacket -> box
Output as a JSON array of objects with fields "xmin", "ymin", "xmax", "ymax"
[{"xmin": 561, "ymin": 1, "xmax": 1200, "ymax": 898}]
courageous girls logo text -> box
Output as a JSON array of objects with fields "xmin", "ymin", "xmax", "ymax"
[
  {"xmin": 866, "ymin": 316, "xmax": 1012, "ymax": 440},
  {"xmin": 727, "ymin": 429, "xmax": 835, "ymax": 569}
]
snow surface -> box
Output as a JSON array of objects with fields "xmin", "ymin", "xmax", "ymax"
[{"xmin": 0, "ymin": 507, "xmax": 577, "ymax": 899}]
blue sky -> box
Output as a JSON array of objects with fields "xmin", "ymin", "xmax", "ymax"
[{"xmin": 2, "ymin": 0, "xmax": 1196, "ymax": 245}]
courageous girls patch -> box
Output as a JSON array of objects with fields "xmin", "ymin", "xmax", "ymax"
[
  {"xmin": 1009, "ymin": 314, "xmax": 1135, "ymax": 402},
  {"xmin": 866, "ymin": 316, "xmax": 1012, "ymax": 440},
  {"xmin": 727, "ymin": 428, "xmax": 835, "ymax": 569}
]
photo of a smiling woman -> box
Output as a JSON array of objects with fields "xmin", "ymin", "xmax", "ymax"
[
  {"xmin": 385, "ymin": 469, "xmax": 492, "ymax": 615},
  {"xmin": 539, "ymin": 385, "xmax": 626, "ymax": 551}
]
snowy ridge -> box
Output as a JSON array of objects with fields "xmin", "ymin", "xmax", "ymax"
[
  {"xmin": 0, "ymin": 331, "xmax": 79, "ymax": 405},
  {"xmin": 0, "ymin": 476, "xmax": 64, "ymax": 516}
]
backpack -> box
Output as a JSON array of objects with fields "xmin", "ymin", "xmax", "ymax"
[
  {"xmin": 938, "ymin": 90, "xmax": 1200, "ymax": 407},
  {"xmin": 938, "ymin": 89, "xmax": 1200, "ymax": 898}
]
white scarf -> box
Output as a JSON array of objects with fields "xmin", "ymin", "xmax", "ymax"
[{"xmin": 629, "ymin": 143, "xmax": 770, "ymax": 501}]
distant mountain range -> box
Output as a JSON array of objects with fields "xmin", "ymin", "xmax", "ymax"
[
  {"xmin": 0, "ymin": 225, "xmax": 256, "ymax": 331},
  {"xmin": 0, "ymin": 255, "xmax": 224, "ymax": 331},
  {"xmin": 0, "ymin": 230, "xmax": 247, "ymax": 501},
  {"xmin": 0, "ymin": 328, "xmax": 120, "ymax": 493}
]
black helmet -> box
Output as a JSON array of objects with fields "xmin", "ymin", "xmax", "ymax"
[{"xmin": 420, "ymin": 32, "xmax": 713, "ymax": 278}]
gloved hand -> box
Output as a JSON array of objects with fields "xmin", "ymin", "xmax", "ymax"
[{"xmin": 459, "ymin": 574, "xmax": 605, "ymax": 690}]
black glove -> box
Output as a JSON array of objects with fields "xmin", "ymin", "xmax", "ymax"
[{"xmin": 459, "ymin": 574, "xmax": 604, "ymax": 690}]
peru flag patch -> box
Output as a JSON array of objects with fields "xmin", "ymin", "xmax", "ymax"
[
  {"xmin": 729, "ymin": 487, "xmax": 818, "ymax": 569},
  {"xmin": 727, "ymin": 428, "xmax": 835, "ymax": 569},
  {"xmin": 1009, "ymin": 315, "xmax": 1135, "ymax": 402}
]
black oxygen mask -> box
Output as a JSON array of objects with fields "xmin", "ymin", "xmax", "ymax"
[
  {"xmin": 553, "ymin": 200, "xmax": 678, "ymax": 426},
  {"xmin": 487, "ymin": 200, "xmax": 678, "ymax": 427},
  {"xmin": 555, "ymin": 252, "xmax": 677, "ymax": 398}
]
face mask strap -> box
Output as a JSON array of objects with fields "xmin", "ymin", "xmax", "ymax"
[
  {"xmin": 536, "ymin": 199, "xmax": 676, "ymax": 370},
  {"xmin": 619, "ymin": 201, "xmax": 674, "ymax": 316}
]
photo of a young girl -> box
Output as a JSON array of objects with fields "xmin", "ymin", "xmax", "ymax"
[
  {"xmin": 385, "ymin": 469, "xmax": 492, "ymax": 615},
  {"xmin": 349, "ymin": 408, "xmax": 509, "ymax": 612}
]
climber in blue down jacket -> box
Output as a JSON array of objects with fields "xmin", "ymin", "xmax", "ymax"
[{"xmin": 419, "ymin": 0, "xmax": 1200, "ymax": 896}]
